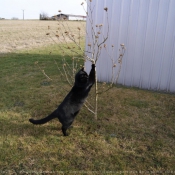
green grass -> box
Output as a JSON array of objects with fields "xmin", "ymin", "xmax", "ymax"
[{"xmin": 0, "ymin": 44, "xmax": 175, "ymax": 174}]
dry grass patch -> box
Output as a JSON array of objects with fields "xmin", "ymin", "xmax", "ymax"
[{"xmin": 0, "ymin": 20, "xmax": 85, "ymax": 53}]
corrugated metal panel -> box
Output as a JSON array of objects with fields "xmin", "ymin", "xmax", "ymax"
[{"xmin": 85, "ymin": 0, "xmax": 175, "ymax": 93}]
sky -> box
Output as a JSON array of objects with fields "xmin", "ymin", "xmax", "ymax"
[{"xmin": 0, "ymin": 0, "xmax": 87, "ymax": 19}]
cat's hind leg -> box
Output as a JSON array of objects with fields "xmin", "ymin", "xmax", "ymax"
[{"xmin": 61, "ymin": 122, "xmax": 73, "ymax": 136}]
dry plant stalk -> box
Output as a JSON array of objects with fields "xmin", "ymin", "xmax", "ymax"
[
  {"xmin": 84, "ymin": 1, "xmax": 126, "ymax": 119},
  {"xmin": 38, "ymin": 0, "xmax": 126, "ymax": 120}
]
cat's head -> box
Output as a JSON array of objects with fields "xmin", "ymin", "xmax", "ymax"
[{"xmin": 75, "ymin": 67, "xmax": 89, "ymax": 87}]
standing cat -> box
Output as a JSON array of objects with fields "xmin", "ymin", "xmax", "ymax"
[{"xmin": 29, "ymin": 64, "xmax": 95, "ymax": 136}]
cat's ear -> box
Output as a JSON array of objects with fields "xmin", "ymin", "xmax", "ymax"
[{"xmin": 81, "ymin": 66, "xmax": 85, "ymax": 71}]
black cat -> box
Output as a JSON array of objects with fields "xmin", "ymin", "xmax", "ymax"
[{"xmin": 29, "ymin": 64, "xmax": 95, "ymax": 136}]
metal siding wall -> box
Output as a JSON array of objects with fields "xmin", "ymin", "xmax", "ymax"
[{"xmin": 85, "ymin": 0, "xmax": 175, "ymax": 92}]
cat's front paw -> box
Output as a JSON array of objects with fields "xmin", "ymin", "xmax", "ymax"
[{"xmin": 92, "ymin": 64, "xmax": 96, "ymax": 68}]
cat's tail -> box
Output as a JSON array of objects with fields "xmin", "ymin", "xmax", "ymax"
[{"xmin": 29, "ymin": 110, "xmax": 58, "ymax": 125}]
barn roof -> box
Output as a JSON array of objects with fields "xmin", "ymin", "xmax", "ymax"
[{"xmin": 52, "ymin": 13, "xmax": 86, "ymax": 18}]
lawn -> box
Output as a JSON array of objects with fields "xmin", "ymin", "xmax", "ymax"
[
  {"xmin": 0, "ymin": 44, "xmax": 175, "ymax": 174},
  {"xmin": 0, "ymin": 21, "xmax": 175, "ymax": 174}
]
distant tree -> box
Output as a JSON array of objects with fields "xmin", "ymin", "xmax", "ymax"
[{"xmin": 40, "ymin": 12, "xmax": 49, "ymax": 20}]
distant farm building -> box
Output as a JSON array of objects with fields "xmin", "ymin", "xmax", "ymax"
[
  {"xmin": 51, "ymin": 14, "xmax": 86, "ymax": 20},
  {"xmin": 52, "ymin": 14, "xmax": 69, "ymax": 20}
]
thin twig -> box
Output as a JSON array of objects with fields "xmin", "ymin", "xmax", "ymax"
[{"xmin": 36, "ymin": 63, "xmax": 52, "ymax": 81}]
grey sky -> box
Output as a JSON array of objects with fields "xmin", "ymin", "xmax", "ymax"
[{"xmin": 0, "ymin": 0, "xmax": 87, "ymax": 19}]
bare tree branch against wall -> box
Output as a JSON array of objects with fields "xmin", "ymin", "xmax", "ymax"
[{"xmin": 38, "ymin": 0, "xmax": 126, "ymax": 119}]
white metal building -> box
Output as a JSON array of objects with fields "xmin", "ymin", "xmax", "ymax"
[{"xmin": 85, "ymin": 0, "xmax": 175, "ymax": 93}]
